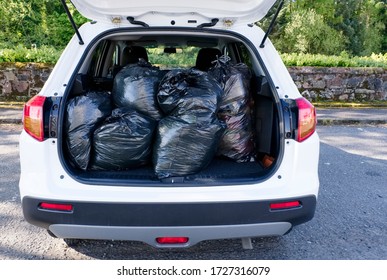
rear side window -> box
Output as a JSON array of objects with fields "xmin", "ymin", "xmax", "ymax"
[
  {"xmin": 87, "ymin": 40, "xmax": 118, "ymax": 78},
  {"xmin": 237, "ymin": 43, "xmax": 253, "ymax": 68},
  {"xmin": 88, "ymin": 41, "xmax": 107, "ymax": 77}
]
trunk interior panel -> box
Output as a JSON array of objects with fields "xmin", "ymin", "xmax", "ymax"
[
  {"xmin": 59, "ymin": 32, "xmax": 282, "ymax": 186},
  {"xmin": 72, "ymin": 158, "xmax": 267, "ymax": 186}
]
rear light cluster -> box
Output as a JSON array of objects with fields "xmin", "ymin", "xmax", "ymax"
[
  {"xmin": 23, "ymin": 95, "xmax": 46, "ymax": 142},
  {"xmin": 296, "ymin": 98, "xmax": 317, "ymax": 142}
]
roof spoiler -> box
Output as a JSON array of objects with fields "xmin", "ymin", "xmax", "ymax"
[
  {"xmin": 259, "ymin": 0, "xmax": 284, "ymax": 48},
  {"xmin": 60, "ymin": 0, "xmax": 84, "ymax": 45}
]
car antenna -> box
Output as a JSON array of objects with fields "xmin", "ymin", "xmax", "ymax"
[
  {"xmin": 259, "ymin": 0, "xmax": 284, "ymax": 48},
  {"xmin": 60, "ymin": 0, "xmax": 84, "ymax": 45}
]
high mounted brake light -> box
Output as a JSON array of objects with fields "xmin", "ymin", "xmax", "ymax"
[{"xmin": 23, "ymin": 95, "xmax": 46, "ymax": 142}]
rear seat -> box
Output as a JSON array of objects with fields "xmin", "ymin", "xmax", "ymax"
[
  {"xmin": 112, "ymin": 46, "xmax": 149, "ymax": 77},
  {"xmin": 195, "ymin": 48, "xmax": 222, "ymax": 71}
]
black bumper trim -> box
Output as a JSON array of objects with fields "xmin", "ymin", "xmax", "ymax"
[{"xmin": 22, "ymin": 195, "xmax": 316, "ymax": 229}]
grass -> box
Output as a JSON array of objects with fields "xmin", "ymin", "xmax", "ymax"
[
  {"xmin": 313, "ymin": 100, "xmax": 387, "ymax": 108},
  {"xmin": 0, "ymin": 101, "xmax": 25, "ymax": 109},
  {"xmin": 281, "ymin": 52, "xmax": 387, "ymax": 68}
]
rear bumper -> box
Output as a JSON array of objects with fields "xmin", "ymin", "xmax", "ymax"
[
  {"xmin": 49, "ymin": 223, "xmax": 292, "ymax": 248},
  {"xmin": 22, "ymin": 195, "xmax": 316, "ymax": 247}
]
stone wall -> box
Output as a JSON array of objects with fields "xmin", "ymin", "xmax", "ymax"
[
  {"xmin": 0, "ymin": 63, "xmax": 386, "ymax": 102},
  {"xmin": 289, "ymin": 66, "xmax": 386, "ymax": 101},
  {"xmin": 0, "ymin": 63, "xmax": 53, "ymax": 101}
]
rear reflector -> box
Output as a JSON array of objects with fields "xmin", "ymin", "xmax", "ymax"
[
  {"xmin": 39, "ymin": 202, "xmax": 73, "ymax": 212},
  {"xmin": 156, "ymin": 237, "xmax": 189, "ymax": 244},
  {"xmin": 23, "ymin": 95, "xmax": 46, "ymax": 142},
  {"xmin": 296, "ymin": 98, "xmax": 316, "ymax": 142},
  {"xmin": 270, "ymin": 201, "xmax": 301, "ymax": 210}
]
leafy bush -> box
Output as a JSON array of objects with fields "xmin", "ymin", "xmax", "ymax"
[
  {"xmin": 1, "ymin": 45, "xmax": 385, "ymax": 68},
  {"xmin": 0, "ymin": 45, "xmax": 61, "ymax": 64},
  {"xmin": 280, "ymin": 52, "xmax": 387, "ymax": 68}
]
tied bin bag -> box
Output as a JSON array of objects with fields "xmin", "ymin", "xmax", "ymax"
[
  {"xmin": 208, "ymin": 56, "xmax": 255, "ymax": 162},
  {"xmin": 157, "ymin": 69, "xmax": 220, "ymax": 121},
  {"xmin": 154, "ymin": 69, "xmax": 225, "ymax": 178},
  {"xmin": 91, "ymin": 107, "xmax": 157, "ymax": 170},
  {"xmin": 65, "ymin": 91, "xmax": 112, "ymax": 170},
  {"xmin": 153, "ymin": 116, "xmax": 224, "ymax": 179},
  {"xmin": 112, "ymin": 59, "xmax": 164, "ymax": 120}
]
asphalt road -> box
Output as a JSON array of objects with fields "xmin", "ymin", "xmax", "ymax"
[{"xmin": 0, "ymin": 123, "xmax": 386, "ymax": 260}]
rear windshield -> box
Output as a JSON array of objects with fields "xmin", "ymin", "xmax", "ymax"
[{"xmin": 148, "ymin": 46, "xmax": 201, "ymax": 69}]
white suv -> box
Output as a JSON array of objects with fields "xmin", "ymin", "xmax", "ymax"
[{"xmin": 19, "ymin": 0, "xmax": 319, "ymax": 248}]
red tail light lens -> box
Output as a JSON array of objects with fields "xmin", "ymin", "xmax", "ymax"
[
  {"xmin": 296, "ymin": 98, "xmax": 316, "ymax": 142},
  {"xmin": 39, "ymin": 202, "xmax": 73, "ymax": 212},
  {"xmin": 23, "ymin": 95, "xmax": 46, "ymax": 142},
  {"xmin": 270, "ymin": 201, "xmax": 301, "ymax": 210},
  {"xmin": 156, "ymin": 237, "xmax": 189, "ymax": 244}
]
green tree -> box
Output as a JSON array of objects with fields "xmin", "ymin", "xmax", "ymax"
[
  {"xmin": 0, "ymin": 0, "xmax": 31, "ymax": 47},
  {"xmin": 260, "ymin": 0, "xmax": 386, "ymax": 55},
  {"xmin": 259, "ymin": 0, "xmax": 344, "ymax": 54},
  {"xmin": 358, "ymin": 1, "xmax": 386, "ymax": 55},
  {"xmin": 1, "ymin": 0, "xmax": 386, "ymax": 56},
  {"xmin": 0, "ymin": 0, "xmax": 86, "ymax": 48},
  {"xmin": 275, "ymin": 8, "xmax": 346, "ymax": 54},
  {"xmin": 332, "ymin": 0, "xmax": 386, "ymax": 55},
  {"xmin": 288, "ymin": 0, "xmax": 340, "ymax": 24}
]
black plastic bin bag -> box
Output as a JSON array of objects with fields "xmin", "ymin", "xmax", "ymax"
[
  {"xmin": 216, "ymin": 109, "xmax": 255, "ymax": 162},
  {"xmin": 91, "ymin": 108, "xmax": 157, "ymax": 170},
  {"xmin": 65, "ymin": 91, "xmax": 112, "ymax": 170},
  {"xmin": 112, "ymin": 59, "xmax": 164, "ymax": 120},
  {"xmin": 208, "ymin": 56, "xmax": 255, "ymax": 162},
  {"xmin": 153, "ymin": 116, "xmax": 225, "ymax": 179},
  {"xmin": 157, "ymin": 68, "xmax": 222, "ymax": 121}
]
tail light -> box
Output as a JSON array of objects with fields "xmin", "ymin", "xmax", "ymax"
[
  {"xmin": 296, "ymin": 98, "xmax": 316, "ymax": 142},
  {"xmin": 23, "ymin": 95, "xmax": 46, "ymax": 142}
]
